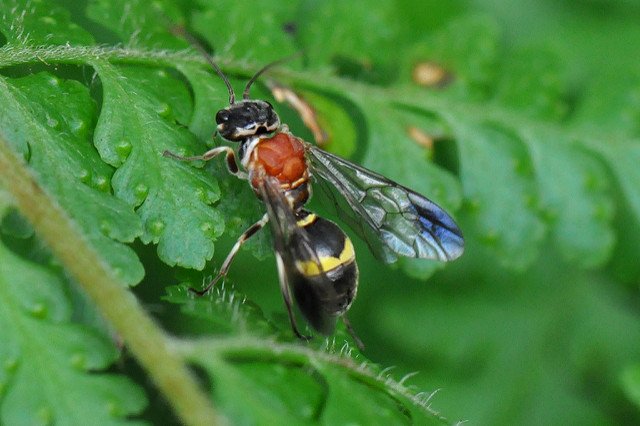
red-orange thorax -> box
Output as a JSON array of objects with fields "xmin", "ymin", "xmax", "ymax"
[{"xmin": 249, "ymin": 132, "xmax": 308, "ymax": 190}]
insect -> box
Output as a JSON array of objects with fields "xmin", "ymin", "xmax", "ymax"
[{"xmin": 164, "ymin": 32, "xmax": 464, "ymax": 348}]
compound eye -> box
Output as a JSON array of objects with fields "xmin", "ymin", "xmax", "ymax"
[{"xmin": 216, "ymin": 109, "xmax": 230, "ymax": 124}]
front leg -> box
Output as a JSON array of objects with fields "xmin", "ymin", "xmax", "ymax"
[{"xmin": 163, "ymin": 146, "xmax": 247, "ymax": 179}]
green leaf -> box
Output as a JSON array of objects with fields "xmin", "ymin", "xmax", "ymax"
[
  {"xmin": 0, "ymin": 73, "xmax": 144, "ymax": 285},
  {"xmin": 587, "ymin": 138, "xmax": 640, "ymax": 229},
  {"xmin": 494, "ymin": 47, "xmax": 568, "ymax": 121},
  {"xmin": 622, "ymin": 364, "xmax": 640, "ymax": 410},
  {"xmin": 92, "ymin": 61, "xmax": 224, "ymax": 269},
  {"xmin": 525, "ymin": 130, "xmax": 614, "ymax": 268},
  {"xmin": 453, "ymin": 121, "xmax": 545, "ymax": 270},
  {"xmin": 363, "ymin": 253, "xmax": 640, "ymax": 425},
  {"xmin": 192, "ymin": 0, "xmax": 298, "ymax": 63},
  {"xmin": 0, "ymin": 0, "xmax": 94, "ymax": 45},
  {"xmin": 1, "ymin": 1, "xmax": 640, "ymax": 424},
  {"xmin": 86, "ymin": 0, "xmax": 186, "ymax": 48},
  {"xmin": 570, "ymin": 69, "xmax": 640, "ymax": 139},
  {"xmin": 176, "ymin": 63, "xmax": 227, "ymax": 142},
  {"xmin": 0, "ymin": 240, "xmax": 147, "ymax": 425},
  {"xmin": 400, "ymin": 15, "xmax": 500, "ymax": 99},
  {"xmin": 182, "ymin": 337, "xmax": 447, "ymax": 426},
  {"xmin": 204, "ymin": 358, "xmax": 325, "ymax": 425},
  {"xmin": 297, "ymin": 0, "xmax": 402, "ymax": 75},
  {"xmin": 162, "ymin": 284, "xmax": 277, "ymax": 336}
]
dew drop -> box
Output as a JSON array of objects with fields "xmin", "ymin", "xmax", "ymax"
[
  {"xmin": 150, "ymin": 220, "xmax": 165, "ymax": 236},
  {"xmin": 46, "ymin": 116, "xmax": 60, "ymax": 129},
  {"xmin": 156, "ymin": 102, "xmax": 171, "ymax": 117},
  {"xmin": 78, "ymin": 168, "xmax": 91, "ymax": 183},
  {"xmin": 156, "ymin": 69, "xmax": 168, "ymax": 79},
  {"xmin": 200, "ymin": 221, "xmax": 213, "ymax": 236},
  {"xmin": 100, "ymin": 220, "xmax": 111, "ymax": 236},
  {"xmin": 47, "ymin": 76, "xmax": 60, "ymax": 86},
  {"xmin": 39, "ymin": 16, "xmax": 57, "ymax": 25},
  {"xmin": 94, "ymin": 175, "xmax": 110, "ymax": 192},
  {"xmin": 29, "ymin": 303, "xmax": 47, "ymax": 319},
  {"xmin": 135, "ymin": 183, "xmax": 149, "ymax": 201},
  {"xmin": 69, "ymin": 118, "xmax": 87, "ymax": 136},
  {"xmin": 116, "ymin": 141, "xmax": 132, "ymax": 159},
  {"xmin": 112, "ymin": 267, "xmax": 123, "ymax": 280},
  {"xmin": 195, "ymin": 187, "xmax": 206, "ymax": 202}
]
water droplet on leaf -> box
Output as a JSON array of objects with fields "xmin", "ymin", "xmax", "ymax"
[
  {"xmin": 156, "ymin": 103, "xmax": 171, "ymax": 117},
  {"xmin": 29, "ymin": 303, "xmax": 47, "ymax": 318},
  {"xmin": 135, "ymin": 183, "xmax": 148, "ymax": 201},
  {"xmin": 150, "ymin": 220, "xmax": 165, "ymax": 236},
  {"xmin": 39, "ymin": 16, "xmax": 57, "ymax": 25},
  {"xmin": 69, "ymin": 118, "xmax": 87, "ymax": 136},
  {"xmin": 46, "ymin": 116, "xmax": 60, "ymax": 129},
  {"xmin": 116, "ymin": 141, "xmax": 132, "ymax": 159},
  {"xmin": 94, "ymin": 175, "xmax": 110, "ymax": 191},
  {"xmin": 100, "ymin": 220, "xmax": 111, "ymax": 236},
  {"xmin": 78, "ymin": 169, "xmax": 90, "ymax": 182}
]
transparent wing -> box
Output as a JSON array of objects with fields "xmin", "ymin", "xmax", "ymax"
[
  {"xmin": 255, "ymin": 174, "xmax": 342, "ymax": 334},
  {"xmin": 256, "ymin": 174, "xmax": 322, "ymax": 270},
  {"xmin": 306, "ymin": 145, "xmax": 464, "ymax": 263}
]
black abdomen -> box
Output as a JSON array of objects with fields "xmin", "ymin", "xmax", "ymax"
[{"xmin": 291, "ymin": 213, "xmax": 359, "ymax": 335}]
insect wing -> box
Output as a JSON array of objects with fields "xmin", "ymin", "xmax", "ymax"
[
  {"xmin": 306, "ymin": 145, "xmax": 464, "ymax": 262},
  {"xmin": 256, "ymin": 175, "xmax": 342, "ymax": 334}
]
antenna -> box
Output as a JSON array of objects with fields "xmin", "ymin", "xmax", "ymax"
[
  {"xmin": 171, "ymin": 26, "xmax": 236, "ymax": 104},
  {"xmin": 243, "ymin": 51, "xmax": 302, "ymax": 100}
]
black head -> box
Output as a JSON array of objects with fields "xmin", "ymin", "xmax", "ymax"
[
  {"xmin": 171, "ymin": 28, "xmax": 296, "ymax": 141},
  {"xmin": 215, "ymin": 100, "xmax": 280, "ymax": 141}
]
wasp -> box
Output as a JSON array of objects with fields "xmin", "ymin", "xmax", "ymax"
[{"xmin": 164, "ymin": 32, "xmax": 464, "ymax": 348}]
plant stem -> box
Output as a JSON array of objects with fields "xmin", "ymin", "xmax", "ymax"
[{"xmin": 0, "ymin": 134, "xmax": 222, "ymax": 426}]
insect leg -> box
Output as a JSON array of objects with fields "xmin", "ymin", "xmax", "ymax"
[
  {"xmin": 163, "ymin": 146, "xmax": 246, "ymax": 179},
  {"xmin": 275, "ymin": 253, "xmax": 312, "ymax": 341},
  {"xmin": 190, "ymin": 213, "xmax": 269, "ymax": 296},
  {"xmin": 342, "ymin": 315, "xmax": 365, "ymax": 351}
]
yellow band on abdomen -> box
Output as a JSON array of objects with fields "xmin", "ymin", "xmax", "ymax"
[{"xmin": 295, "ymin": 237, "xmax": 355, "ymax": 276}]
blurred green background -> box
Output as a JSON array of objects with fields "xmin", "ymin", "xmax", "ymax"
[{"xmin": 1, "ymin": 0, "xmax": 640, "ymax": 424}]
